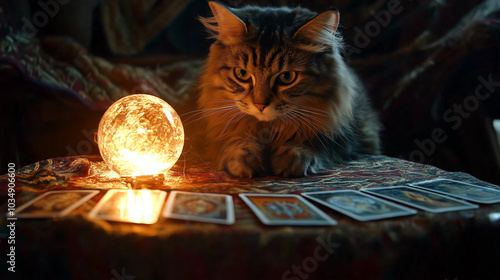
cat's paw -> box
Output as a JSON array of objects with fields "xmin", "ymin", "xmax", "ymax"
[
  {"xmin": 224, "ymin": 158, "xmax": 255, "ymax": 178},
  {"xmin": 272, "ymin": 145, "xmax": 320, "ymax": 177},
  {"xmin": 218, "ymin": 139, "xmax": 264, "ymax": 178}
]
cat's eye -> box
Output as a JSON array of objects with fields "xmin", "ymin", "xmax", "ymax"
[
  {"xmin": 278, "ymin": 71, "xmax": 297, "ymax": 85},
  {"xmin": 234, "ymin": 68, "xmax": 252, "ymax": 82}
]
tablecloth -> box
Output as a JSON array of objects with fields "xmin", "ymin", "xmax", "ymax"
[{"xmin": 1, "ymin": 155, "xmax": 500, "ymax": 280}]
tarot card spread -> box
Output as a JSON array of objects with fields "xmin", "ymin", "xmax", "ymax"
[
  {"xmin": 409, "ymin": 179, "xmax": 500, "ymax": 204},
  {"xmin": 239, "ymin": 194, "xmax": 337, "ymax": 226},
  {"xmin": 301, "ymin": 190, "xmax": 417, "ymax": 221},
  {"xmin": 362, "ymin": 186, "xmax": 478, "ymax": 213},
  {"xmin": 88, "ymin": 189, "xmax": 166, "ymax": 224},
  {"xmin": 163, "ymin": 191, "xmax": 235, "ymax": 225},
  {"xmin": 15, "ymin": 190, "xmax": 99, "ymax": 218}
]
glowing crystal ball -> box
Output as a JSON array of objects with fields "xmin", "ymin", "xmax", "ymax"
[{"xmin": 97, "ymin": 94, "xmax": 184, "ymax": 177}]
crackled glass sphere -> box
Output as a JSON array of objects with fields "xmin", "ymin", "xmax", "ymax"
[{"xmin": 97, "ymin": 94, "xmax": 184, "ymax": 177}]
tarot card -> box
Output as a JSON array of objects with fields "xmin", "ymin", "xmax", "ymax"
[
  {"xmin": 88, "ymin": 189, "xmax": 166, "ymax": 224},
  {"xmin": 361, "ymin": 186, "xmax": 479, "ymax": 213},
  {"xmin": 238, "ymin": 194, "xmax": 337, "ymax": 226},
  {"xmin": 409, "ymin": 178, "xmax": 500, "ymax": 204},
  {"xmin": 301, "ymin": 190, "xmax": 417, "ymax": 221},
  {"xmin": 15, "ymin": 190, "xmax": 99, "ymax": 218},
  {"xmin": 163, "ymin": 191, "xmax": 235, "ymax": 225}
]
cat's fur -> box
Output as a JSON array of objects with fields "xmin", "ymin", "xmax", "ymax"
[{"xmin": 184, "ymin": 1, "xmax": 381, "ymax": 178}]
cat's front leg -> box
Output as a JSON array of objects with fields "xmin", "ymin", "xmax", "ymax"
[
  {"xmin": 218, "ymin": 137, "xmax": 266, "ymax": 178},
  {"xmin": 271, "ymin": 144, "xmax": 323, "ymax": 177}
]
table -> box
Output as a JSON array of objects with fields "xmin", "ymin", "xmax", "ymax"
[{"xmin": 1, "ymin": 155, "xmax": 500, "ymax": 280}]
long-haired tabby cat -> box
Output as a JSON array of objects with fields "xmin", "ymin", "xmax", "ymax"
[{"xmin": 184, "ymin": 1, "xmax": 381, "ymax": 178}]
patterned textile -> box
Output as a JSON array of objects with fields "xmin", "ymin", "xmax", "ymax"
[
  {"xmin": 0, "ymin": 8, "xmax": 199, "ymax": 109},
  {"xmin": 1, "ymin": 155, "xmax": 500, "ymax": 279},
  {"xmin": 2, "ymin": 0, "xmax": 500, "ymax": 183},
  {"xmin": 7, "ymin": 154, "xmax": 497, "ymax": 196}
]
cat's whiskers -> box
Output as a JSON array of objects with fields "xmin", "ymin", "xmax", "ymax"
[
  {"xmin": 279, "ymin": 112, "xmax": 319, "ymax": 150},
  {"xmin": 182, "ymin": 100, "xmax": 237, "ymax": 119},
  {"xmin": 235, "ymin": 111, "xmax": 249, "ymax": 125},
  {"xmin": 294, "ymin": 112, "xmax": 348, "ymax": 149},
  {"xmin": 296, "ymin": 109, "xmax": 352, "ymax": 150},
  {"xmin": 299, "ymin": 106, "xmax": 331, "ymax": 117},
  {"xmin": 297, "ymin": 107, "xmax": 346, "ymax": 147},
  {"xmin": 296, "ymin": 110, "xmax": 351, "ymax": 148},
  {"xmin": 289, "ymin": 112, "xmax": 330, "ymax": 152},
  {"xmin": 294, "ymin": 110, "xmax": 330, "ymax": 131},
  {"xmin": 292, "ymin": 110, "xmax": 352, "ymax": 154},
  {"xmin": 182, "ymin": 99, "xmax": 237, "ymax": 116},
  {"xmin": 207, "ymin": 107, "xmax": 241, "ymax": 132},
  {"xmin": 182, "ymin": 106, "xmax": 237, "ymax": 126},
  {"xmin": 206, "ymin": 99, "xmax": 240, "ymax": 103},
  {"xmin": 191, "ymin": 99, "xmax": 244, "ymax": 133},
  {"xmin": 183, "ymin": 106, "xmax": 233, "ymax": 117},
  {"xmin": 219, "ymin": 111, "xmax": 246, "ymax": 138}
]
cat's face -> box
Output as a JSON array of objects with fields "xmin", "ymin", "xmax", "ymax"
[
  {"xmin": 200, "ymin": 2, "xmax": 343, "ymax": 124},
  {"xmin": 216, "ymin": 43, "xmax": 318, "ymax": 122}
]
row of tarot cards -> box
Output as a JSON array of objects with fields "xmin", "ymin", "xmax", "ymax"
[{"xmin": 13, "ymin": 178, "xmax": 500, "ymax": 226}]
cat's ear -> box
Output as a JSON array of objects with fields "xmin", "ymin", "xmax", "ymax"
[
  {"xmin": 208, "ymin": 1, "xmax": 247, "ymax": 43},
  {"xmin": 293, "ymin": 8, "xmax": 340, "ymax": 51}
]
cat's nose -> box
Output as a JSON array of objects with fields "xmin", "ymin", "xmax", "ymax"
[{"xmin": 254, "ymin": 103, "xmax": 267, "ymax": 112}]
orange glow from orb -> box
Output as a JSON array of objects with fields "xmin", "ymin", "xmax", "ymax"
[
  {"xmin": 118, "ymin": 189, "xmax": 157, "ymax": 224},
  {"xmin": 97, "ymin": 94, "xmax": 184, "ymax": 177}
]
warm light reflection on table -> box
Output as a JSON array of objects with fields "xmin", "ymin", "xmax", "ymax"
[
  {"xmin": 89, "ymin": 189, "xmax": 166, "ymax": 224},
  {"xmin": 119, "ymin": 189, "xmax": 156, "ymax": 224}
]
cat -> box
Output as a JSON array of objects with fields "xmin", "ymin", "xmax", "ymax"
[{"xmin": 183, "ymin": 1, "xmax": 381, "ymax": 178}]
